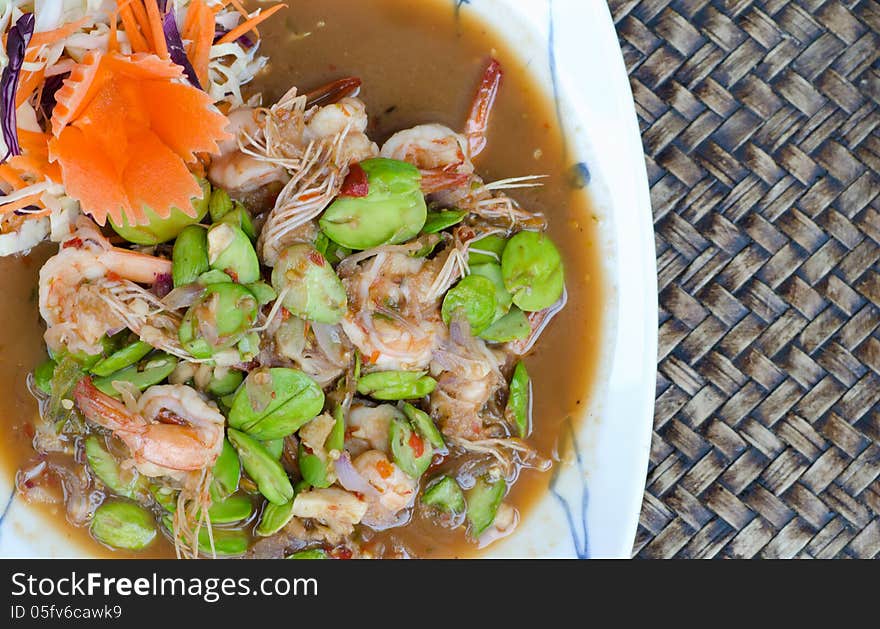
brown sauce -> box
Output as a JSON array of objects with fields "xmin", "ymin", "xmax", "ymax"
[{"xmin": 0, "ymin": 0, "xmax": 603, "ymax": 558}]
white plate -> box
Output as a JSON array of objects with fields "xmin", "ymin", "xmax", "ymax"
[{"xmin": 0, "ymin": 0, "xmax": 656, "ymax": 559}]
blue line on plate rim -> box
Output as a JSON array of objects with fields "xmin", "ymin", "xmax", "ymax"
[
  {"xmin": 549, "ymin": 418, "xmax": 590, "ymax": 559},
  {"xmin": 453, "ymin": 0, "xmax": 590, "ymax": 558},
  {"xmin": 0, "ymin": 489, "xmax": 15, "ymax": 542},
  {"xmin": 547, "ymin": 0, "xmax": 568, "ymax": 158}
]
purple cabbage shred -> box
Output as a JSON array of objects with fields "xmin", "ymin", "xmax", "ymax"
[
  {"xmin": 0, "ymin": 13, "xmax": 35, "ymax": 164},
  {"xmin": 38, "ymin": 73, "xmax": 69, "ymax": 122},
  {"xmin": 157, "ymin": 0, "xmax": 202, "ymax": 90}
]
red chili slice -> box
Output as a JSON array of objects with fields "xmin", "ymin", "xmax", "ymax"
[
  {"xmin": 409, "ymin": 432, "xmax": 425, "ymax": 458},
  {"xmin": 339, "ymin": 163, "xmax": 369, "ymax": 197}
]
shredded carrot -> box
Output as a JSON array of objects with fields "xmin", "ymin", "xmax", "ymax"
[
  {"xmin": 27, "ymin": 17, "xmax": 90, "ymax": 49},
  {"xmin": 143, "ymin": 0, "xmax": 169, "ymax": 59},
  {"xmin": 8, "ymin": 154, "xmax": 50, "ymax": 179},
  {"xmin": 227, "ymin": 0, "xmax": 261, "ymax": 38},
  {"xmin": 0, "ymin": 193, "xmax": 44, "ymax": 215},
  {"xmin": 128, "ymin": 0, "xmax": 155, "ymax": 50},
  {"xmin": 0, "ymin": 165, "xmax": 27, "ymax": 190},
  {"xmin": 118, "ymin": 3, "xmax": 150, "ymax": 53},
  {"xmin": 16, "ymin": 69, "xmax": 44, "ymax": 107},
  {"xmin": 216, "ymin": 4, "xmax": 286, "ymax": 45},
  {"xmin": 181, "ymin": 0, "xmax": 202, "ymax": 41},
  {"xmin": 189, "ymin": 5, "xmax": 214, "ymax": 87},
  {"xmin": 226, "ymin": 0, "xmax": 256, "ymax": 35},
  {"xmin": 17, "ymin": 130, "xmax": 50, "ymax": 147},
  {"xmin": 108, "ymin": 6, "xmax": 120, "ymax": 52}
]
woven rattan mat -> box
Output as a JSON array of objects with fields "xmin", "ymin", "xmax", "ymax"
[{"xmin": 611, "ymin": 0, "xmax": 880, "ymax": 558}]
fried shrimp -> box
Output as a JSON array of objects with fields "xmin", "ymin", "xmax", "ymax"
[
  {"xmin": 39, "ymin": 218, "xmax": 172, "ymax": 356},
  {"xmin": 337, "ymin": 235, "xmax": 467, "ymax": 371},
  {"xmin": 74, "ymin": 379, "xmax": 225, "ymax": 479}
]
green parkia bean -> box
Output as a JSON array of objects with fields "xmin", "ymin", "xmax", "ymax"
[
  {"xmin": 219, "ymin": 393, "xmax": 236, "ymax": 411},
  {"xmin": 315, "ymin": 231, "xmax": 352, "ymax": 265},
  {"xmin": 263, "ymin": 438, "xmax": 284, "ymax": 460},
  {"xmin": 107, "ymin": 329, "xmax": 129, "ymax": 351},
  {"xmin": 245, "ymin": 281, "xmax": 277, "ymax": 306},
  {"xmin": 207, "ymin": 369, "xmax": 244, "ymax": 397},
  {"xmin": 227, "ymin": 428, "xmax": 295, "ymax": 505},
  {"xmin": 501, "ymin": 230, "xmax": 564, "ymax": 312},
  {"xmin": 237, "ymin": 332, "xmax": 261, "ymax": 362},
  {"xmin": 93, "ymin": 354, "xmax": 178, "ymax": 397},
  {"xmin": 506, "ymin": 361, "xmax": 530, "ymax": 438},
  {"xmin": 178, "ymin": 283, "xmax": 259, "ymax": 358},
  {"xmin": 479, "ymin": 307, "xmax": 531, "ymax": 343},
  {"xmin": 161, "ymin": 517, "xmax": 248, "ymax": 556},
  {"xmin": 357, "ymin": 370, "xmax": 437, "ymax": 401},
  {"xmin": 299, "ymin": 409, "xmax": 344, "ymax": 488},
  {"xmin": 328, "ymin": 406, "xmax": 345, "ymax": 452},
  {"xmin": 54, "ymin": 346, "xmax": 102, "ymax": 370},
  {"xmin": 401, "ymin": 402, "xmax": 445, "ymax": 449},
  {"xmin": 466, "ymin": 477, "xmax": 507, "ymax": 537},
  {"xmin": 33, "ymin": 359, "xmax": 56, "ymax": 395},
  {"xmin": 422, "ymin": 476, "xmax": 465, "ymax": 513},
  {"xmin": 293, "ymin": 479, "xmax": 311, "ymax": 494},
  {"xmin": 198, "ymin": 269, "xmax": 234, "ymax": 285},
  {"xmin": 210, "ymin": 439, "xmax": 241, "ymax": 501},
  {"xmin": 206, "ymin": 494, "xmax": 254, "ymax": 524},
  {"xmin": 469, "ymin": 262, "xmax": 513, "ymax": 321},
  {"xmin": 209, "ymin": 188, "xmax": 234, "ymax": 222},
  {"xmin": 228, "ymin": 368, "xmax": 325, "ymax": 440},
  {"xmin": 110, "ymin": 177, "xmax": 210, "ymax": 245},
  {"xmin": 217, "ymin": 205, "xmax": 256, "ymax": 240},
  {"xmin": 409, "ymin": 233, "xmax": 443, "ymax": 258},
  {"xmin": 91, "ymin": 500, "xmax": 157, "ymax": 550},
  {"xmin": 468, "ymin": 234, "xmax": 507, "ymax": 266},
  {"xmin": 271, "ymin": 244, "xmax": 347, "ymax": 324},
  {"xmin": 286, "ymin": 549, "xmax": 327, "ymax": 559},
  {"xmin": 298, "ymin": 441, "xmax": 332, "ymax": 488},
  {"xmin": 423, "ymin": 209, "xmax": 466, "ymax": 234},
  {"xmin": 207, "ymin": 223, "xmax": 261, "ymax": 284},
  {"xmin": 320, "ymin": 158, "xmax": 427, "ymax": 250},
  {"xmin": 441, "ymin": 275, "xmax": 497, "ymax": 334},
  {"xmin": 90, "ymin": 340, "xmax": 153, "ymax": 377},
  {"xmin": 390, "ymin": 416, "xmax": 434, "ymax": 479},
  {"xmin": 198, "ymin": 528, "xmax": 248, "ymax": 556},
  {"xmin": 199, "ymin": 527, "xmax": 250, "ymax": 557},
  {"xmin": 150, "ymin": 484, "xmax": 178, "ymax": 511},
  {"xmin": 172, "ymin": 225, "xmax": 210, "ymax": 288},
  {"xmin": 256, "ymin": 499, "xmax": 296, "ymax": 536},
  {"xmin": 85, "ymin": 435, "xmax": 147, "ymax": 499}
]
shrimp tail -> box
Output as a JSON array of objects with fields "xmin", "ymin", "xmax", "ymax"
[
  {"xmin": 73, "ymin": 377, "xmax": 139, "ymax": 433},
  {"xmin": 420, "ymin": 168, "xmax": 471, "ymax": 194},
  {"xmin": 100, "ymin": 249, "xmax": 172, "ymax": 284},
  {"xmin": 465, "ymin": 58, "xmax": 502, "ymax": 159},
  {"xmin": 305, "ymin": 77, "xmax": 362, "ymax": 109}
]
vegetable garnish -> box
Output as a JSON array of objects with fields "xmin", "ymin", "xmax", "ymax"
[
  {"xmin": 339, "ymin": 162, "xmax": 369, "ymax": 197},
  {"xmin": 215, "ymin": 4, "xmax": 287, "ymax": 45},
  {"xmin": 0, "ymin": 13, "xmax": 35, "ymax": 163},
  {"xmin": 0, "ymin": 1, "xmax": 285, "ymax": 253},
  {"xmin": 48, "ymin": 50, "xmax": 230, "ymax": 226},
  {"xmin": 158, "ymin": 0, "xmax": 201, "ymax": 89}
]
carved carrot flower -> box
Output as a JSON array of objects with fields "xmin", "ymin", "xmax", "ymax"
[{"xmin": 47, "ymin": 50, "xmax": 231, "ymax": 226}]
